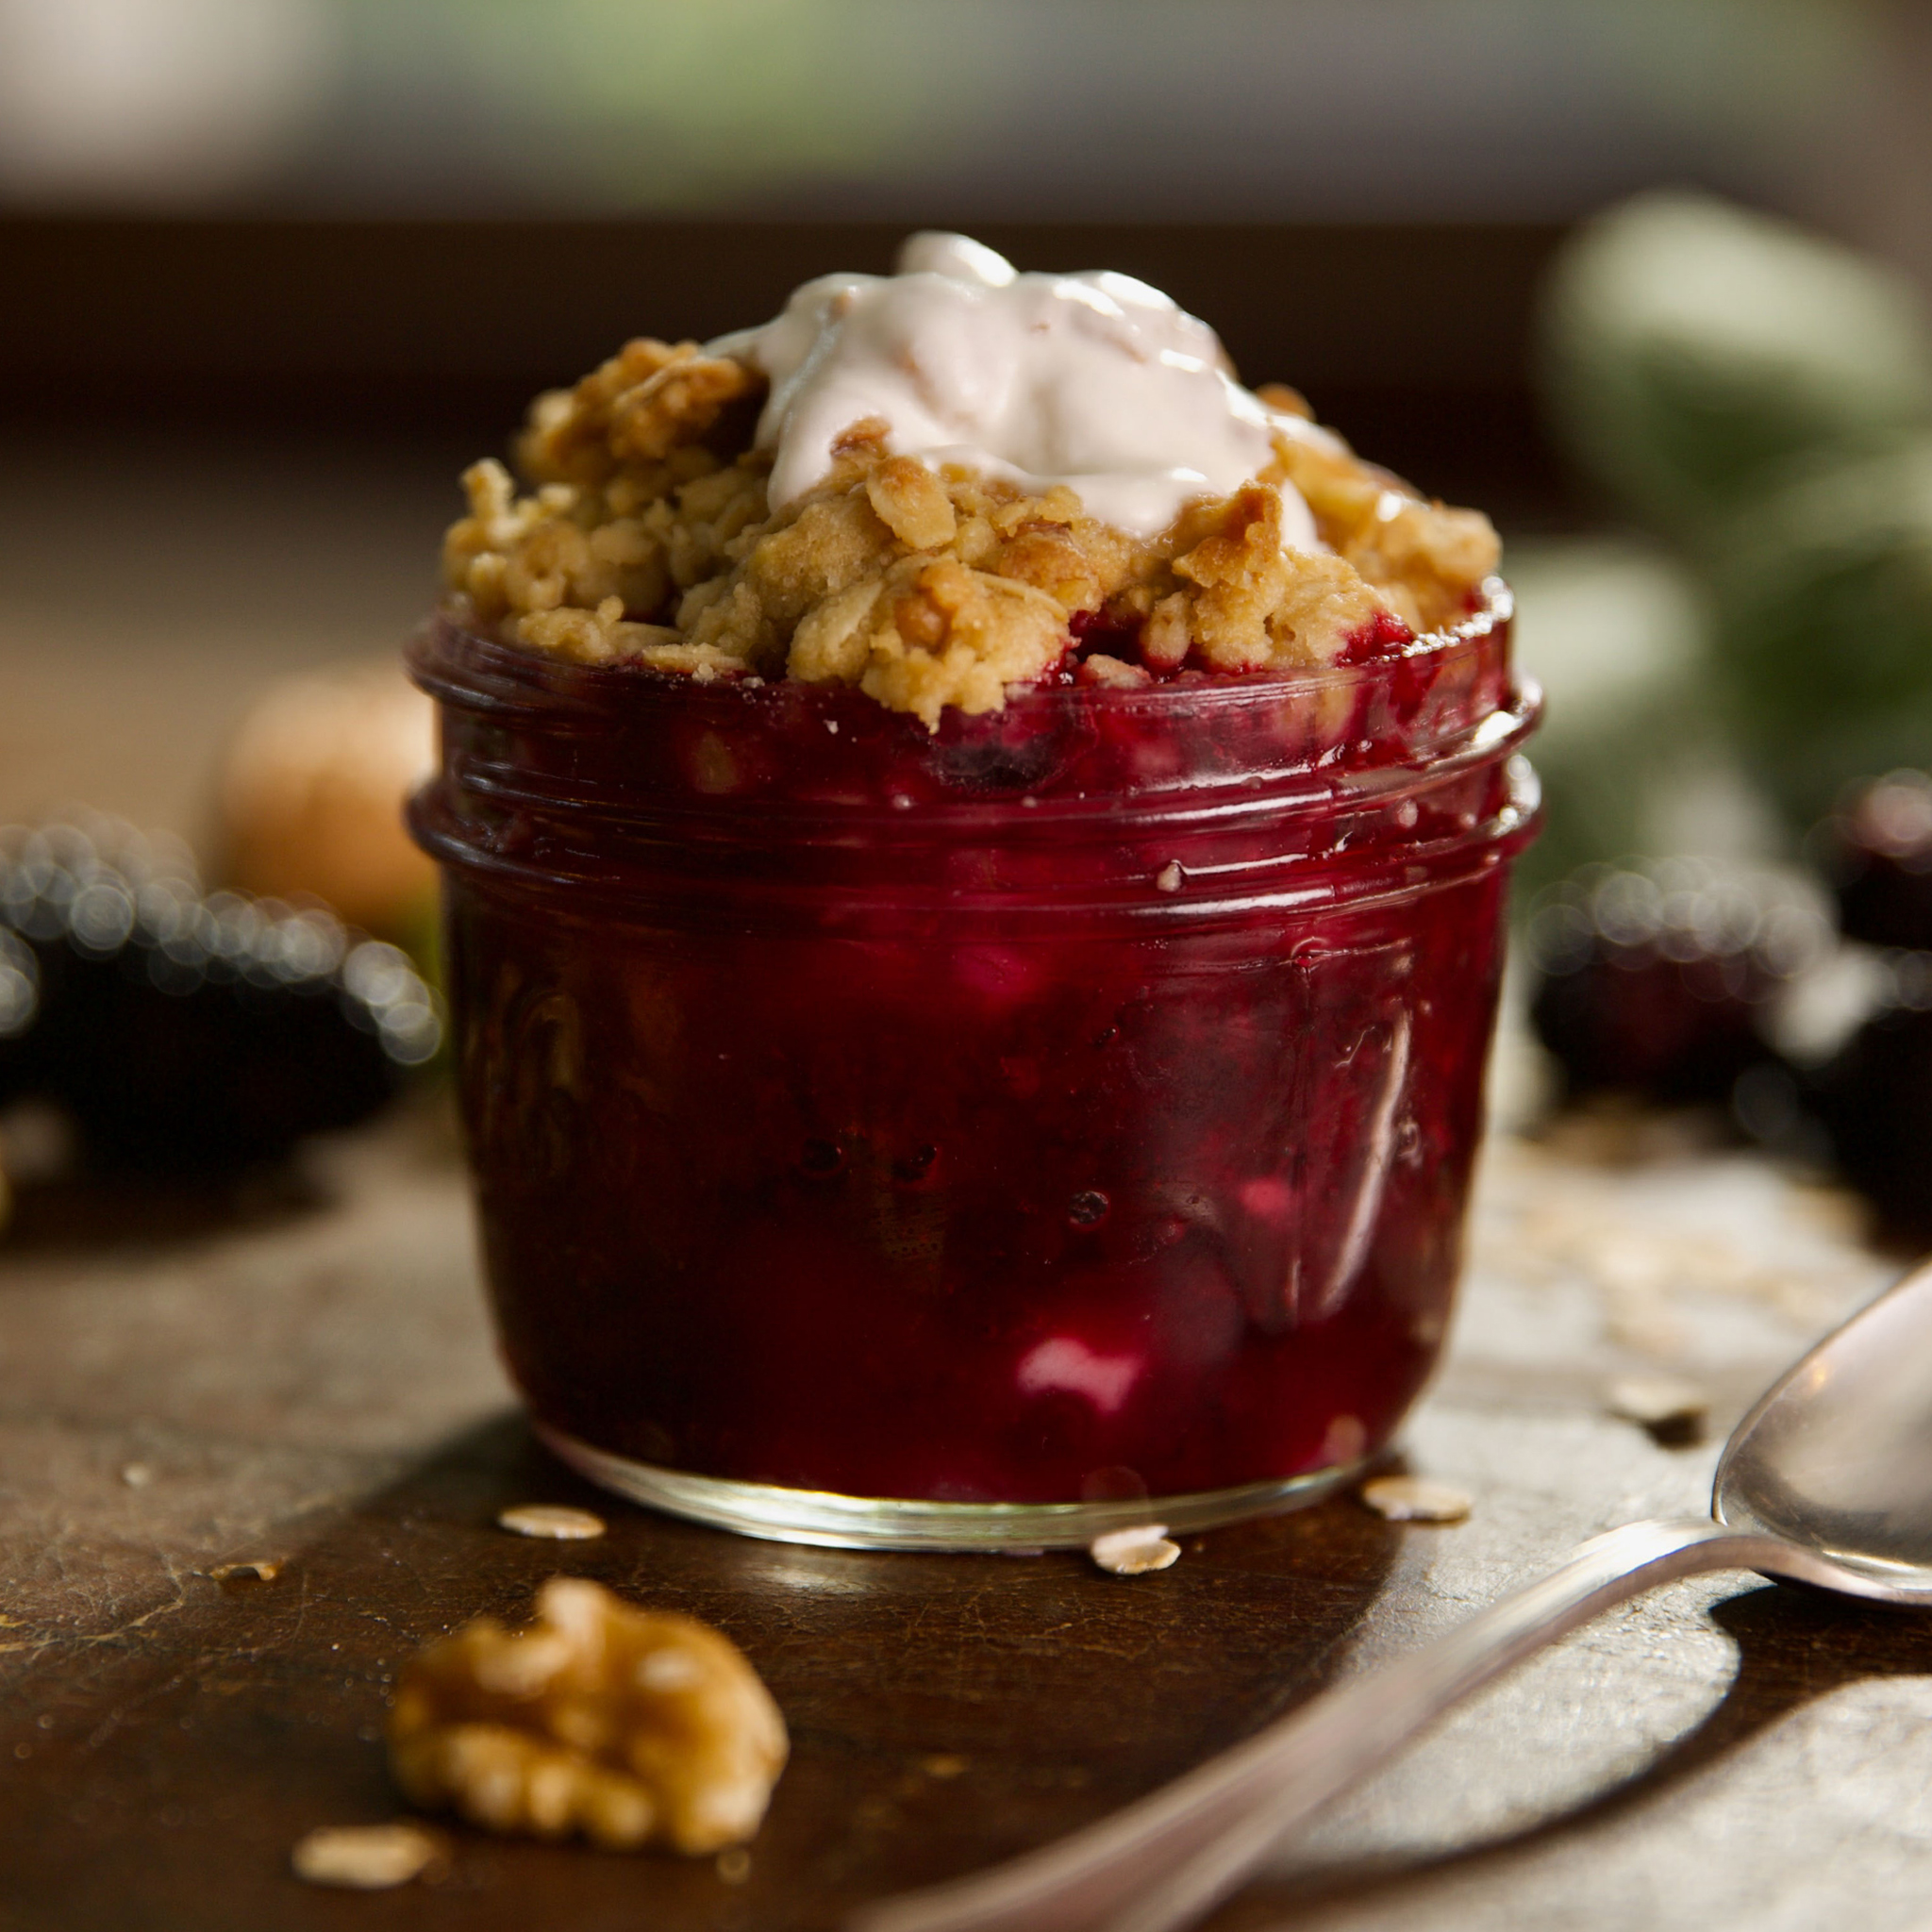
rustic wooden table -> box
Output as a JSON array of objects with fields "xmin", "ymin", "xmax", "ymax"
[
  {"xmin": 4, "ymin": 436, "xmax": 1929, "ymax": 1931},
  {"xmin": 3, "ymin": 1106, "xmax": 1923, "ymax": 1932}
]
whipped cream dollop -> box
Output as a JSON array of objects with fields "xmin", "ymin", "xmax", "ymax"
[{"xmin": 710, "ymin": 233, "xmax": 1316, "ymax": 547}]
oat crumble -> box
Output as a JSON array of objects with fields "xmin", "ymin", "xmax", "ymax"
[{"xmin": 444, "ymin": 339, "xmax": 1500, "ymax": 731}]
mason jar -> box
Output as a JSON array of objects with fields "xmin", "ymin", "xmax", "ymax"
[{"xmin": 408, "ymin": 588, "xmax": 1538, "ymax": 1550}]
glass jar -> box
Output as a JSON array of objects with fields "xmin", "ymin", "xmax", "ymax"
[{"xmin": 408, "ymin": 591, "xmax": 1538, "ymax": 1550}]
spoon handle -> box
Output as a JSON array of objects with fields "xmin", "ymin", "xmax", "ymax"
[{"xmin": 854, "ymin": 1517, "xmax": 1810, "ymax": 1932}]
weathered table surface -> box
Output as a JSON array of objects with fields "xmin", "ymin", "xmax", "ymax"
[
  {"xmin": 6, "ymin": 438, "xmax": 1932, "ymax": 1928},
  {"xmin": 3, "ymin": 1099, "xmax": 1924, "ymax": 1932}
]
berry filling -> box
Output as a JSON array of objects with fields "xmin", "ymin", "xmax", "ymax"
[{"xmin": 414, "ymin": 602, "xmax": 1535, "ymax": 1505}]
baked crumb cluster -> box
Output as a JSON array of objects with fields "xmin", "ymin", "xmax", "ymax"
[
  {"xmin": 444, "ymin": 340, "xmax": 1501, "ymax": 729},
  {"xmin": 388, "ymin": 1577, "xmax": 787, "ymax": 1855}
]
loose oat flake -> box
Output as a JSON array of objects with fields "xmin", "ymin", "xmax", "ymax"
[
  {"xmin": 1606, "ymin": 1374, "xmax": 1710, "ymax": 1446},
  {"xmin": 1359, "ymin": 1475, "xmax": 1472, "ymax": 1524},
  {"xmin": 209, "ymin": 1558, "xmax": 281, "ymax": 1583},
  {"xmin": 291, "ymin": 1822, "xmax": 447, "ymax": 1890},
  {"xmin": 1089, "ymin": 1524, "xmax": 1182, "ymax": 1574},
  {"xmin": 388, "ymin": 1576, "xmax": 787, "ymax": 1855},
  {"xmin": 497, "ymin": 1503, "xmax": 608, "ymax": 1541}
]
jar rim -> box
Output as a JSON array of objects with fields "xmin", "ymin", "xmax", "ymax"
[
  {"xmin": 411, "ymin": 579, "xmax": 1524, "ymax": 816},
  {"xmin": 420, "ymin": 577, "xmax": 1508, "ymax": 700}
]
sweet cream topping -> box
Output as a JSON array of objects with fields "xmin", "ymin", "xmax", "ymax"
[{"xmin": 711, "ymin": 233, "xmax": 1316, "ymax": 547}]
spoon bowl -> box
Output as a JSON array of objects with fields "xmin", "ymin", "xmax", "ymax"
[
  {"xmin": 860, "ymin": 1257, "xmax": 1932, "ymax": 1932},
  {"xmin": 1716, "ymin": 1263, "xmax": 1932, "ymax": 1593}
]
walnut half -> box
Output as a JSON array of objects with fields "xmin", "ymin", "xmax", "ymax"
[{"xmin": 388, "ymin": 1577, "xmax": 788, "ymax": 1855}]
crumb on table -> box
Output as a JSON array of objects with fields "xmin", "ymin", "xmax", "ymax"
[{"xmin": 1359, "ymin": 1475, "xmax": 1473, "ymax": 1524}]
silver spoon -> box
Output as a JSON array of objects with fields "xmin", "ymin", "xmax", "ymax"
[{"xmin": 855, "ymin": 1256, "xmax": 1932, "ymax": 1932}]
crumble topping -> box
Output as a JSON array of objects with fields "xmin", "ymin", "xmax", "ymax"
[
  {"xmin": 443, "ymin": 242, "xmax": 1501, "ymax": 730},
  {"xmin": 388, "ymin": 1577, "xmax": 788, "ymax": 1855}
]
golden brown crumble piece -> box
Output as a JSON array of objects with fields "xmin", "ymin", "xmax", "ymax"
[
  {"xmin": 388, "ymin": 1577, "xmax": 788, "ymax": 1855},
  {"xmin": 791, "ymin": 554, "xmax": 1070, "ymax": 731},
  {"xmin": 1255, "ymin": 380, "xmax": 1313, "ymax": 420},
  {"xmin": 443, "ymin": 345, "xmax": 1501, "ymax": 725},
  {"xmin": 518, "ymin": 339, "xmax": 758, "ymax": 486},
  {"xmin": 866, "ymin": 454, "xmax": 958, "ymax": 550},
  {"xmin": 1270, "ymin": 425, "xmax": 1501, "ymax": 635}
]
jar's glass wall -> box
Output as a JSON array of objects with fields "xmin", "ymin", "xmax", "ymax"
[{"xmin": 412, "ymin": 609, "xmax": 1537, "ymax": 1548}]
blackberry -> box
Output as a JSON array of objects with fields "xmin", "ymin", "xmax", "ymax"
[
  {"xmin": 0, "ymin": 924, "xmax": 38, "ymax": 1099},
  {"xmin": 1526, "ymin": 860, "xmax": 1828, "ymax": 1107},
  {"xmin": 0, "ymin": 817, "xmax": 440, "ymax": 1174},
  {"xmin": 1795, "ymin": 952, "xmax": 1932, "ymax": 1244},
  {"xmin": 1817, "ymin": 771, "xmax": 1932, "ymax": 953}
]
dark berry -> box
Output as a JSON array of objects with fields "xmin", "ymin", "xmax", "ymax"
[
  {"xmin": 1066, "ymin": 1189, "xmax": 1111, "ymax": 1228},
  {"xmin": 1804, "ymin": 966, "xmax": 1932, "ymax": 1243},
  {"xmin": 890, "ymin": 1143, "xmax": 939, "ymax": 1185},
  {"xmin": 796, "ymin": 1138, "xmax": 844, "ymax": 1180},
  {"xmin": 0, "ymin": 818, "xmax": 440, "ymax": 1174},
  {"xmin": 0, "ymin": 925, "xmax": 39, "ymax": 1102},
  {"xmin": 1817, "ymin": 771, "xmax": 1932, "ymax": 952},
  {"xmin": 1527, "ymin": 860, "xmax": 1829, "ymax": 1107},
  {"xmin": 1337, "ymin": 607, "xmax": 1418, "ymax": 663}
]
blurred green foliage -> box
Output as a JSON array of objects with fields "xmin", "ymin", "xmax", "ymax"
[
  {"xmin": 1711, "ymin": 445, "xmax": 1932, "ymax": 826},
  {"xmin": 1541, "ymin": 192, "xmax": 1932, "ymax": 535},
  {"xmin": 1507, "ymin": 538, "xmax": 1731, "ymax": 897},
  {"xmin": 1538, "ymin": 192, "xmax": 1932, "ymax": 844},
  {"xmin": 350, "ymin": 0, "xmax": 996, "ymax": 206}
]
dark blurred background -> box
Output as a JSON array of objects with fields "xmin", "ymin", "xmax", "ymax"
[
  {"xmin": 2, "ymin": 0, "xmax": 1929, "ymax": 838},
  {"xmin": 6, "ymin": 0, "xmax": 1932, "ymax": 1209}
]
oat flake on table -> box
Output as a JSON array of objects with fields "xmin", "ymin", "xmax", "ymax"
[
  {"xmin": 1089, "ymin": 1524, "xmax": 1182, "ymax": 1574},
  {"xmin": 1360, "ymin": 1475, "xmax": 1473, "ymax": 1524},
  {"xmin": 291, "ymin": 1823, "xmax": 446, "ymax": 1890},
  {"xmin": 497, "ymin": 1503, "xmax": 608, "ymax": 1541}
]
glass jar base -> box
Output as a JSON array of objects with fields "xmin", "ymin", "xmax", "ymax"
[{"xmin": 536, "ymin": 1425, "xmax": 1371, "ymax": 1552}]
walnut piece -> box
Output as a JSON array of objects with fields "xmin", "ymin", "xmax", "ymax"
[{"xmin": 388, "ymin": 1577, "xmax": 788, "ymax": 1855}]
